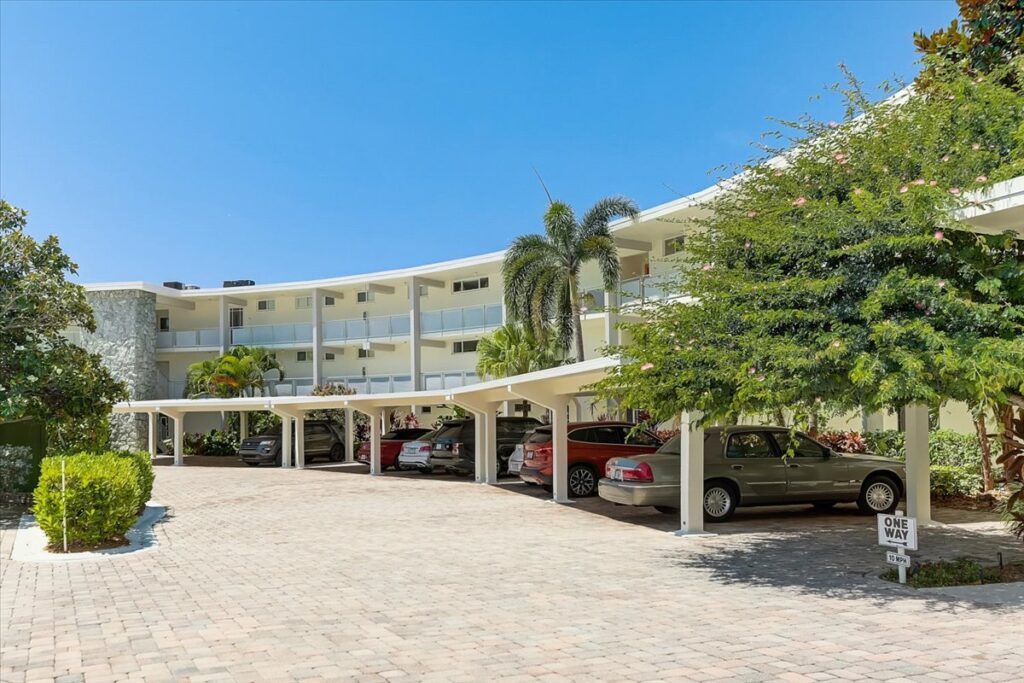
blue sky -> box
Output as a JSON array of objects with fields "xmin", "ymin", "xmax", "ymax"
[{"xmin": 1, "ymin": 1, "xmax": 956, "ymax": 286}]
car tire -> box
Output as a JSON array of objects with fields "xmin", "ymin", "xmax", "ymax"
[
  {"xmin": 812, "ymin": 501, "xmax": 837, "ymax": 510},
  {"xmin": 245, "ymin": 461, "xmax": 260, "ymax": 467},
  {"xmin": 568, "ymin": 464, "xmax": 598, "ymax": 497},
  {"xmin": 703, "ymin": 481, "xmax": 738, "ymax": 522},
  {"xmin": 329, "ymin": 444, "xmax": 344, "ymax": 462},
  {"xmin": 654, "ymin": 506, "xmax": 678, "ymax": 515},
  {"xmin": 857, "ymin": 475, "xmax": 900, "ymax": 514}
]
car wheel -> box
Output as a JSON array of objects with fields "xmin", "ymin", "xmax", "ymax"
[
  {"xmin": 858, "ymin": 475, "xmax": 900, "ymax": 514},
  {"xmin": 812, "ymin": 501, "xmax": 837, "ymax": 510},
  {"xmin": 329, "ymin": 444, "xmax": 344, "ymax": 462},
  {"xmin": 703, "ymin": 481, "xmax": 737, "ymax": 522},
  {"xmin": 568, "ymin": 464, "xmax": 598, "ymax": 497},
  {"xmin": 245, "ymin": 461, "xmax": 260, "ymax": 467},
  {"xmin": 654, "ymin": 505, "xmax": 678, "ymax": 515}
]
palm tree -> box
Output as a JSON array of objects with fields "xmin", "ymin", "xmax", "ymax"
[
  {"xmin": 503, "ymin": 196, "xmax": 638, "ymax": 362},
  {"xmin": 186, "ymin": 346, "xmax": 282, "ymax": 398},
  {"xmin": 475, "ymin": 322, "xmax": 563, "ymax": 380}
]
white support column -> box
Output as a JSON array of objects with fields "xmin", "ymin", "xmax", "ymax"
[
  {"xmin": 473, "ymin": 413, "xmax": 486, "ymax": 483},
  {"xmin": 409, "ymin": 279, "xmax": 422, "ymax": 396},
  {"xmin": 448, "ymin": 395, "xmax": 501, "ymax": 484},
  {"xmin": 506, "ymin": 385, "xmax": 570, "ymax": 502},
  {"xmin": 369, "ymin": 408, "xmax": 383, "ymax": 475},
  {"xmin": 312, "ymin": 288, "xmax": 324, "ymax": 387},
  {"xmin": 604, "ymin": 289, "xmax": 619, "ymax": 346},
  {"xmin": 677, "ymin": 411, "xmax": 709, "ymax": 536},
  {"xmin": 162, "ymin": 409, "xmax": 185, "ymax": 467},
  {"xmin": 218, "ymin": 296, "xmax": 230, "ymax": 355},
  {"xmin": 482, "ymin": 408, "xmax": 498, "ymax": 484},
  {"xmin": 280, "ymin": 416, "xmax": 292, "ymax": 468},
  {"xmin": 344, "ymin": 408, "xmax": 354, "ymax": 462},
  {"xmin": 904, "ymin": 403, "xmax": 931, "ymax": 524},
  {"xmin": 240, "ymin": 412, "xmax": 248, "ymax": 440},
  {"xmin": 147, "ymin": 412, "xmax": 158, "ymax": 461},
  {"xmin": 294, "ymin": 413, "xmax": 306, "ymax": 469}
]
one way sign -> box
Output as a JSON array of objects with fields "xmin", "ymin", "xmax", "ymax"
[{"xmin": 877, "ymin": 512, "xmax": 918, "ymax": 551}]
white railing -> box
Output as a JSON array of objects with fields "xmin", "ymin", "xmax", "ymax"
[
  {"xmin": 620, "ymin": 276, "xmax": 671, "ymax": 305},
  {"xmin": 322, "ymin": 314, "xmax": 410, "ymax": 342},
  {"xmin": 421, "ymin": 370, "xmax": 480, "ymax": 391},
  {"xmin": 231, "ymin": 323, "xmax": 313, "ymax": 346},
  {"xmin": 420, "ymin": 304, "xmax": 503, "ymax": 335},
  {"xmin": 157, "ymin": 328, "xmax": 220, "ymax": 349},
  {"xmin": 157, "ymin": 379, "xmax": 188, "ymax": 399},
  {"xmin": 325, "ymin": 374, "xmax": 414, "ymax": 395}
]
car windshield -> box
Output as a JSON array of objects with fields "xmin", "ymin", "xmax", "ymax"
[
  {"xmin": 432, "ymin": 423, "xmax": 465, "ymax": 441},
  {"xmin": 657, "ymin": 434, "xmax": 680, "ymax": 454},
  {"xmin": 527, "ymin": 428, "xmax": 552, "ymax": 444}
]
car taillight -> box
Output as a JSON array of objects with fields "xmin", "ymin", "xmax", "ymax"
[
  {"xmin": 418, "ymin": 444, "xmax": 431, "ymax": 453},
  {"xmin": 610, "ymin": 462, "xmax": 654, "ymax": 483}
]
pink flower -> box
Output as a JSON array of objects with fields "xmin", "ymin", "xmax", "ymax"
[
  {"xmin": 702, "ymin": 262, "xmax": 714, "ymax": 271},
  {"xmin": 748, "ymin": 366, "xmax": 757, "ymax": 375},
  {"xmin": 834, "ymin": 152, "xmax": 847, "ymax": 164},
  {"xmin": 640, "ymin": 362, "xmax": 654, "ymax": 372},
  {"xmin": 976, "ymin": 175, "xmax": 988, "ymax": 183},
  {"xmin": 941, "ymin": 155, "xmax": 950, "ymax": 162},
  {"xmin": 912, "ymin": 179, "xmax": 925, "ymax": 186},
  {"xmin": 972, "ymin": 143, "xmax": 981, "ymax": 150},
  {"xmin": 948, "ymin": 188, "xmax": 961, "ymax": 195},
  {"xmin": 899, "ymin": 185, "xmax": 909, "ymax": 194},
  {"xmin": 933, "ymin": 230, "xmax": 944, "ymax": 241},
  {"xmin": 792, "ymin": 196, "xmax": 807, "ymax": 207}
]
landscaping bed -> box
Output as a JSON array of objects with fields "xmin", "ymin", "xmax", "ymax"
[{"xmin": 882, "ymin": 557, "xmax": 1024, "ymax": 588}]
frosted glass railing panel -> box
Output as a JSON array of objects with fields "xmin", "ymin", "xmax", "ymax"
[
  {"xmin": 420, "ymin": 311, "xmax": 443, "ymax": 334},
  {"xmin": 423, "ymin": 373, "xmax": 444, "ymax": 391},
  {"xmin": 421, "ymin": 304, "xmax": 504, "ymax": 334},
  {"xmin": 369, "ymin": 376, "xmax": 391, "ymax": 394},
  {"xmin": 391, "ymin": 375, "xmax": 413, "ymax": 393},
  {"xmin": 485, "ymin": 304, "xmax": 503, "ymax": 326},
  {"xmin": 232, "ymin": 324, "xmax": 312, "ymax": 346}
]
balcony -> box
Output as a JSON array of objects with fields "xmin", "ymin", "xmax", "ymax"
[
  {"xmin": 420, "ymin": 304, "xmax": 503, "ymax": 336},
  {"xmin": 421, "ymin": 370, "xmax": 480, "ymax": 391},
  {"xmin": 157, "ymin": 328, "xmax": 220, "ymax": 350},
  {"xmin": 230, "ymin": 323, "xmax": 313, "ymax": 347},
  {"xmin": 322, "ymin": 314, "xmax": 410, "ymax": 343},
  {"xmin": 326, "ymin": 374, "xmax": 414, "ymax": 395},
  {"xmin": 157, "ymin": 379, "xmax": 188, "ymax": 399},
  {"xmin": 620, "ymin": 276, "xmax": 671, "ymax": 306}
]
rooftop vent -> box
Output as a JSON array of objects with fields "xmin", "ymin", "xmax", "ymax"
[
  {"xmin": 162, "ymin": 281, "xmax": 184, "ymax": 290},
  {"xmin": 223, "ymin": 279, "xmax": 255, "ymax": 288},
  {"xmin": 183, "ymin": 284, "xmax": 201, "ymax": 290}
]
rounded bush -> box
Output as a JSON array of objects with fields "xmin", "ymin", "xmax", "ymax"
[
  {"xmin": 930, "ymin": 465, "xmax": 983, "ymax": 497},
  {"xmin": 115, "ymin": 450, "xmax": 155, "ymax": 505},
  {"xmin": 32, "ymin": 453, "xmax": 141, "ymax": 550}
]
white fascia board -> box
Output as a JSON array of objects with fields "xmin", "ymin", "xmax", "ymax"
[{"xmin": 958, "ymin": 176, "xmax": 1024, "ymax": 220}]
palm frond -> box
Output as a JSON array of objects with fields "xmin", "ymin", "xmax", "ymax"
[
  {"xmin": 580, "ymin": 234, "xmax": 621, "ymax": 291},
  {"xmin": 579, "ymin": 196, "xmax": 639, "ymax": 239}
]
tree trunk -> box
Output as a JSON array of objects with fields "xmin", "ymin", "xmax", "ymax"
[
  {"xmin": 773, "ymin": 409, "xmax": 786, "ymax": 426},
  {"xmin": 807, "ymin": 412, "xmax": 819, "ymax": 437},
  {"xmin": 975, "ymin": 414, "xmax": 995, "ymax": 492},
  {"xmin": 569, "ymin": 277, "xmax": 585, "ymax": 363}
]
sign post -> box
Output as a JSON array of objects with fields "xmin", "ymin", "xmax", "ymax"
[{"xmin": 877, "ymin": 510, "xmax": 917, "ymax": 584}]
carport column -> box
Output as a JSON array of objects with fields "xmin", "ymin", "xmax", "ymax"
[
  {"xmin": 344, "ymin": 408, "xmax": 354, "ymax": 462},
  {"xmin": 162, "ymin": 409, "xmax": 184, "ymax": 467},
  {"xmin": 904, "ymin": 403, "xmax": 931, "ymax": 524},
  {"xmin": 294, "ymin": 413, "xmax": 306, "ymax": 469},
  {"xmin": 482, "ymin": 407, "xmax": 498, "ymax": 484},
  {"xmin": 550, "ymin": 399, "xmax": 570, "ymax": 502},
  {"xmin": 147, "ymin": 412, "xmax": 158, "ymax": 461},
  {"xmin": 369, "ymin": 408, "xmax": 384, "ymax": 475},
  {"xmin": 240, "ymin": 412, "xmax": 248, "ymax": 440},
  {"xmin": 677, "ymin": 411, "xmax": 707, "ymax": 536},
  {"xmin": 270, "ymin": 408, "xmax": 294, "ymax": 468}
]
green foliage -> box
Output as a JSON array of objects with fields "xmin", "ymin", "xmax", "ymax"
[
  {"xmin": 930, "ymin": 464, "xmax": 984, "ymax": 497},
  {"xmin": 475, "ymin": 322, "xmax": 563, "ymax": 379},
  {"xmin": 183, "ymin": 430, "xmax": 237, "ymax": 456},
  {"xmin": 32, "ymin": 453, "xmax": 140, "ymax": 549},
  {"xmin": 882, "ymin": 556, "xmax": 1014, "ymax": 587},
  {"xmin": 503, "ymin": 197, "xmax": 638, "ymax": 361},
  {"xmin": 307, "ymin": 383, "xmax": 356, "ymax": 426},
  {"xmin": 114, "ymin": 450, "xmax": 154, "ymax": 504},
  {"xmin": 597, "ymin": 58, "xmax": 1024, "ymax": 429},
  {"xmin": 0, "ymin": 200, "xmax": 127, "ymax": 449},
  {"xmin": 186, "ymin": 346, "xmax": 282, "ymax": 398},
  {"xmin": 0, "ymin": 445, "xmax": 35, "ymax": 493},
  {"xmin": 864, "ymin": 428, "xmax": 997, "ymax": 468}
]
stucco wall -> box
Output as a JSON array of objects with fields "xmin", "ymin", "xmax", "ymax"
[{"xmin": 83, "ymin": 289, "xmax": 157, "ymax": 451}]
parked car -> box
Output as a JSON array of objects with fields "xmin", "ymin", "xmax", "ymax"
[
  {"xmin": 598, "ymin": 425, "xmax": 906, "ymax": 522},
  {"xmin": 505, "ymin": 431, "xmax": 535, "ymax": 478},
  {"xmin": 519, "ymin": 421, "xmax": 662, "ymax": 497},
  {"xmin": 396, "ymin": 428, "xmax": 444, "ymax": 472},
  {"xmin": 238, "ymin": 420, "xmax": 345, "ymax": 466},
  {"xmin": 443, "ymin": 417, "xmax": 543, "ymax": 476},
  {"xmin": 355, "ymin": 428, "xmax": 433, "ymax": 470}
]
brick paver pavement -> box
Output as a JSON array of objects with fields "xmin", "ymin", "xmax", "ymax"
[{"xmin": 2, "ymin": 465, "xmax": 1022, "ymax": 682}]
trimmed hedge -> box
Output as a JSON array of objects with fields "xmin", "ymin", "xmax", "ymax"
[
  {"xmin": 32, "ymin": 453, "xmax": 141, "ymax": 549},
  {"xmin": 930, "ymin": 465, "xmax": 983, "ymax": 497},
  {"xmin": 864, "ymin": 429, "xmax": 994, "ymax": 497},
  {"xmin": 115, "ymin": 450, "xmax": 154, "ymax": 506}
]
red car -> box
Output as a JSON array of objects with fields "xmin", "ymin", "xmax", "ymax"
[
  {"xmin": 519, "ymin": 421, "xmax": 662, "ymax": 497},
  {"xmin": 356, "ymin": 428, "xmax": 433, "ymax": 470}
]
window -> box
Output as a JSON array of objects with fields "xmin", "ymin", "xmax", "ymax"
[
  {"xmin": 306, "ymin": 423, "xmax": 331, "ymax": 436},
  {"xmin": 663, "ymin": 235, "xmax": 686, "ymax": 256},
  {"xmin": 229, "ymin": 307, "xmax": 244, "ymax": 328},
  {"xmin": 590, "ymin": 426, "xmax": 627, "ymax": 445},
  {"xmin": 772, "ymin": 432, "xmax": 829, "ymax": 458},
  {"xmin": 296, "ymin": 351, "xmax": 311, "ymax": 362},
  {"xmin": 158, "ymin": 316, "xmax": 170, "ymax": 332},
  {"xmin": 324, "ymin": 296, "xmax": 336, "ymax": 306},
  {"xmin": 358, "ymin": 348, "xmax": 374, "ymax": 358},
  {"xmin": 625, "ymin": 429, "xmax": 660, "ymax": 446},
  {"xmin": 725, "ymin": 432, "xmax": 775, "ymax": 459},
  {"xmin": 452, "ymin": 277, "xmax": 489, "ymax": 293},
  {"xmin": 324, "ymin": 352, "xmax": 336, "ymax": 361},
  {"xmin": 357, "ymin": 291, "xmax": 374, "ymax": 303},
  {"xmin": 295, "ymin": 296, "xmax": 312, "ymax": 310},
  {"xmin": 257, "ymin": 299, "xmax": 276, "ymax": 311},
  {"xmin": 453, "ymin": 339, "xmax": 479, "ymax": 353}
]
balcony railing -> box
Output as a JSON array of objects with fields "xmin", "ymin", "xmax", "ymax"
[
  {"xmin": 326, "ymin": 374, "xmax": 414, "ymax": 395},
  {"xmin": 421, "ymin": 370, "xmax": 480, "ymax": 391},
  {"xmin": 157, "ymin": 379, "xmax": 188, "ymax": 400},
  {"xmin": 230, "ymin": 323, "xmax": 313, "ymax": 346},
  {"xmin": 322, "ymin": 314, "xmax": 410, "ymax": 342},
  {"xmin": 420, "ymin": 304, "xmax": 503, "ymax": 335},
  {"xmin": 620, "ymin": 276, "xmax": 671, "ymax": 306},
  {"xmin": 157, "ymin": 328, "xmax": 220, "ymax": 349}
]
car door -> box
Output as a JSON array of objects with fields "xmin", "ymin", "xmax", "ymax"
[
  {"xmin": 305, "ymin": 423, "xmax": 331, "ymax": 454},
  {"xmin": 721, "ymin": 430, "xmax": 788, "ymax": 502},
  {"xmin": 771, "ymin": 431, "xmax": 849, "ymax": 501}
]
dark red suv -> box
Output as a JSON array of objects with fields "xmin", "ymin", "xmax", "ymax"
[
  {"xmin": 356, "ymin": 428, "xmax": 433, "ymax": 470},
  {"xmin": 519, "ymin": 421, "xmax": 662, "ymax": 497}
]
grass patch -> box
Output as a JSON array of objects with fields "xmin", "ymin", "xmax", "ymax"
[{"xmin": 882, "ymin": 557, "xmax": 1024, "ymax": 588}]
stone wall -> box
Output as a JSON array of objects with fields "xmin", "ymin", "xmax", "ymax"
[{"xmin": 81, "ymin": 290, "xmax": 157, "ymax": 451}]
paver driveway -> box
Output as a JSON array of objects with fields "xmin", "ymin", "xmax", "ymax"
[{"xmin": 2, "ymin": 465, "xmax": 1023, "ymax": 683}]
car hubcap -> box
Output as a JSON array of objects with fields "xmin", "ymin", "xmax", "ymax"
[
  {"xmin": 704, "ymin": 487, "xmax": 731, "ymax": 517},
  {"xmin": 866, "ymin": 482, "xmax": 895, "ymax": 511},
  {"xmin": 569, "ymin": 468, "xmax": 595, "ymax": 496}
]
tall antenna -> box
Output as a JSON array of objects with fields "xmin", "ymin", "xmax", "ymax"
[{"xmin": 531, "ymin": 166, "xmax": 554, "ymax": 205}]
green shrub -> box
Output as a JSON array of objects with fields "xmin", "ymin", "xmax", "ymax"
[
  {"xmin": 183, "ymin": 430, "xmax": 237, "ymax": 456},
  {"xmin": 115, "ymin": 450, "xmax": 154, "ymax": 505},
  {"xmin": 929, "ymin": 465, "xmax": 983, "ymax": 497},
  {"xmin": 32, "ymin": 453, "xmax": 141, "ymax": 549}
]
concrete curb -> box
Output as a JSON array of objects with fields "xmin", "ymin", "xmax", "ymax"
[{"xmin": 11, "ymin": 502, "xmax": 167, "ymax": 563}]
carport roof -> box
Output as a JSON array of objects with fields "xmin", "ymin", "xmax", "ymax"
[{"xmin": 112, "ymin": 356, "xmax": 621, "ymax": 415}]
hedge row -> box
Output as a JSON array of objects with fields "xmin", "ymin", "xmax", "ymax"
[
  {"xmin": 32, "ymin": 451, "xmax": 154, "ymax": 550},
  {"xmin": 865, "ymin": 429, "xmax": 994, "ymax": 498}
]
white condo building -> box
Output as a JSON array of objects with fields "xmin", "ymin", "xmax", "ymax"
[{"xmin": 71, "ymin": 177, "xmax": 1024, "ymax": 450}]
